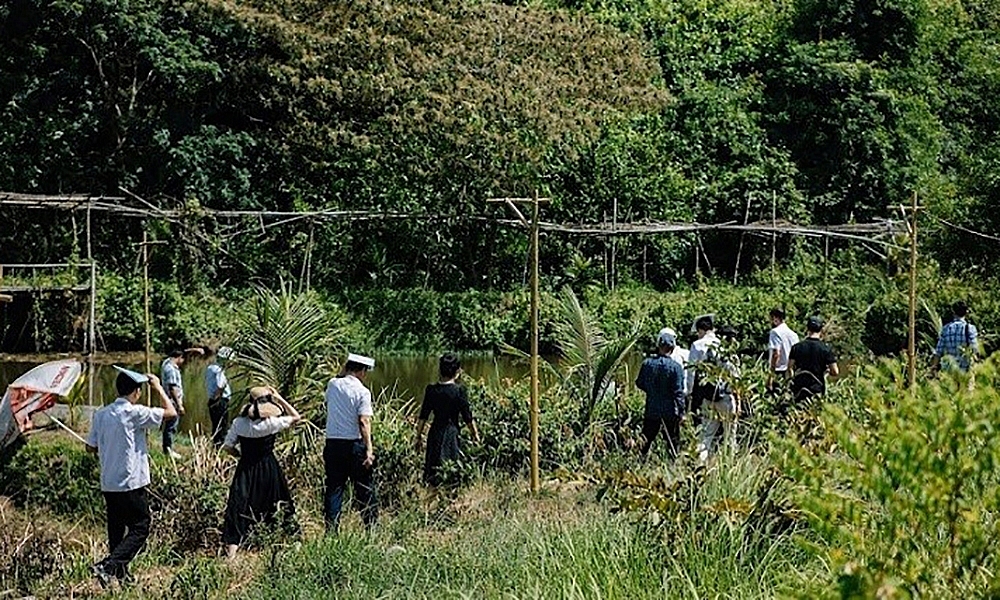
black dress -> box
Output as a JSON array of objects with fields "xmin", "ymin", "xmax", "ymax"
[
  {"xmin": 222, "ymin": 429, "xmax": 295, "ymax": 545},
  {"xmin": 419, "ymin": 383, "xmax": 474, "ymax": 485}
]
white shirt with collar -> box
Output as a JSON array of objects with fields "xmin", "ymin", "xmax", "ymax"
[
  {"xmin": 223, "ymin": 416, "xmax": 296, "ymax": 448},
  {"xmin": 686, "ymin": 331, "xmax": 720, "ymax": 395},
  {"xmin": 768, "ymin": 322, "xmax": 800, "ymax": 373},
  {"xmin": 86, "ymin": 398, "xmax": 165, "ymax": 492},
  {"xmin": 325, "ymin": 374, "xmax": 374, "ymax": 440}
]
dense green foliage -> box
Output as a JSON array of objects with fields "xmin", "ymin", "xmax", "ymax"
[{"xmin": 2, "ymin": 0, "xmax": 999, "ymax": 298}]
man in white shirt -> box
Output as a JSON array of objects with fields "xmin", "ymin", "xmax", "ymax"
[
  {"xmin": 767, "ymin": 309, "xmax": 800, "ymax": 394},
  {"xmin": 160, "ymin": 350, "xmax": 186, "ymax": 459},
  {"xmin": 205, "ymin": 346, "xmax": 234, "ymax": 445},
  {"xmin": 324, "ymin": 353, "xmax": 377, "ymax": 531},
  {"xmin": 86, "ymin": 367, "xmax": 176, "ymax": 587},
  {"xmin": 687, "ymin": 315, "xmax": 721, "ymax": 422}
]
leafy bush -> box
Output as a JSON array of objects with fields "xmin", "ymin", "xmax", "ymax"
[
  {"xmin": 778, "ymin": 357, "xmax": 1000, "ymax": 597},
  {"xmin": 0, "ymin": 437, "xmax": 101, "ymax": 519}
]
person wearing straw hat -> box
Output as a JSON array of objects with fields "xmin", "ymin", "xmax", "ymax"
[
  {"xmin": 205, "ymin": 346, "xmax": 235, "ymax": 445},
  {"xmin": 324, "ymin": 353, "xmax": 378, "ymax": 531},
  {"xmin": 221, "ymin": 386, "xmax": 300, "ymax": 558},
  {"xmin": 86, "ymin": 367, "xmax": 176, "ymax": 588}
]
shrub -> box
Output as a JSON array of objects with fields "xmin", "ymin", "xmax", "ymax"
[
  {"xmin": 778, "ymin": 357, "xmax": 1000, "ymax": 597},
  {"xmin": 0, "ymin": 437, "xmax": 101, "ymax": 519}
]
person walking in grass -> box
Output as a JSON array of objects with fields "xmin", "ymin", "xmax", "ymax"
[
  {"xmin": 636, "ymin": 329, "xmax": 686, "ymax": 457},
  {"xmin": 221, "ymin": 386, "xmax": 300, "ymax": 559},
  {"xmin": 87, "ymin": 367, "xmax": 176, "ymax": 587},
  {"xmin": 696, "ymin": 325, "xmax": 741, "ymax": 462},
  {"xmin": 414, "ymin": 353, "xmax": 481, "ymax": 486},
  {"xmin": 931, "ymin": 301, "xmax": 979, "ymax": 373},
  {"xmin": 160, "ymin": 350, "xmax": 187, "ymax": 459},
  {"xmin": 686, "ymin": 314, "xmax": 720, "ymax": 429},
  {"xmin": 205, "ymin": 346, "xmax": 234, "ymax": 445},
  {"xmin": 767, "ymin": 308, "xmax": 799, "ymax": 395},
  {"xmin": 789, "ymin": 316, "xmax": 839, "ymax": 404},
  {"xmin": 324, "ymin": 353, "xmax": 378, "ymax": 531}
]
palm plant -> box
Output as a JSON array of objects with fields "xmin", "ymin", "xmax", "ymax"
[
  {"xmin": 234, "ymin": 282, "xmax": 343, "ymax": 415},
  {"xmin": 501, "ymin": 286, "xmax": 638, "ymax": 431}
]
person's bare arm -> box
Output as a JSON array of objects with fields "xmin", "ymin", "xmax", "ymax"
[
  {"xmin": 149, "ymin": 374, "xmax": 178, "ymax": 420},
  {"xmin": 828, "ymin": 362, "xmax": 840, "ymax": 377},
  {"xmin": 468, "ymin": 420, "xmax": 481, "ymax": 444},
  {"xmin": 414, "ymin": 419, "xmax": 427, "ymax": 451},
  {"xmin": 359, "ymin": 415, "xmax": 374, "ymax": 468},
  {"xmin": 268, "ymin": 386, "xmax": 301, "ymax": 423}
]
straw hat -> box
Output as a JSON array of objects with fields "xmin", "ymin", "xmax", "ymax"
[{"xmin": 241, "ymin": 386, "xmax": 284, "ymax": 419}]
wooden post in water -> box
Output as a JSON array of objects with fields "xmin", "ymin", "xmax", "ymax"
[
  {"xmin": 907, "ymin": 191, "xmax": 920, "ymax": 392},
  {"xmin": 487, "ymin": 193, "xmax": 549, "ymax": 494}
]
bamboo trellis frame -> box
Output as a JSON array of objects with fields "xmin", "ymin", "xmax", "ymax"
[{"xmin": 0, "ymin": 191, "xmax": 904, "ymax": 246}]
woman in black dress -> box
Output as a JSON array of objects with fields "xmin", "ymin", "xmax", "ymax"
[
  {"xmin": 221, "ymin": 386, "xmax": 300, "ymax": 558},
  {"xmin": 414, "ymin": 353, "xmax": 480, "ymax": 486}
]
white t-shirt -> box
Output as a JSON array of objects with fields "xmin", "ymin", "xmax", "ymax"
[
  {"xmin": 325, "ymin": 375, "xmax": 373, "ymax": 440},
  {"xmin": 223, "ymin": 416, "xmax": 295, "ymax": 448},
  {"xmin": 686, "ymin": 331, "xmax": 720, "ymax": 395},
  {"xmin": 87, "ymin": 398, "xmax": 165, "ymax": 492},
  {"xmin": 768, "ymin": 322, "xmax": 800, "ymax": 373},
  {"xmin": 671, "ymin": 346, "xmax": 690, "ymax": 369}
]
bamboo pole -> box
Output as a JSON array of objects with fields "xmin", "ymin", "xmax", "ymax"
[
  {"xmin": 143, "ymin": 229, "xmax": 152, "ymax": 405},
  {"xmin": 529, "ymin": 191, "xmax": 541, "ymax": 494},
  {"xmin": 908, "ymin": 191, "xmax": 919, "ymax": 392},
  {"xmin": 87, "ymin": 201, "xmax": 96, "ymax": 408}
]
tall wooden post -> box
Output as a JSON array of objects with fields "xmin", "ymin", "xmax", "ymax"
[
  {"xmin": 487, "ymin": 193, "xmax": 548, "ymax": 494},
  {"xmin": 529, "ymin": 191, "xmax": 541, "ymax": 494},
  {"xmin": 87, "ymin": 201, "xmax": 96, "ymax": 408},
  {"xmin": 143, "ymin": 229, "xmax": 152, "ymax": 404},
  {"xmin": 907, "ymin": 192, "xmax": 919, "ymax": 391}
]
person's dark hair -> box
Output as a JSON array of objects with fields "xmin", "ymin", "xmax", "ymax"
[
  {"xmin": 806, "ymin": 316, "xmax": 824, "ymax": 333},
  {"xmin": 718, "ymin": 325, "xmax": 739, "ymax": 341},
  {"xmin": 115, "ymin": 372, "xmax": 142, "ymax": 397},
  {"xmin": 953, "ymin": 301, "xmax": 969, "ymax": 318},
  {"xmin": 696, "ymin": 316, "xmax": 714, "ymax": 332},
  {"xmin": 344, "ymin": 360, "xmax": 370, "ymax": 374},
  {"xmin": 439, "ymin": 353, "xmax": 461, "ymax": 379},
  {"xmin": 770, "ymin": 308, "xmax": 785, "ymax": 320},
  {"xmin": 168, "ymin": 349, "xmax": 184, "ymax": 359}
]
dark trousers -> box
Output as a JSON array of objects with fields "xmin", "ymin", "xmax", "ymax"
[
  {"xmin": 101, "ymin": 488, "xmax": 151, "ymax": 579},
  {"xmin": 208, "ymin": 399, "xmax": 229, "ymax": 445},
  {"xmin": 641, "ymin": 415, "xmax": 681, "ymax": 457},
  {"xmin": 324, "ymin": 439, "xmax": 378, "ymax": 530}
]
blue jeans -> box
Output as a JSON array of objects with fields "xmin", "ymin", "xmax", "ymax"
[
  {"xmin": 324, "ymin": 439, "xmax": 377, "ymax": 531},
  {"xmin": 162, "ymin": 413, "xmax": 180, "ymax": 452}
]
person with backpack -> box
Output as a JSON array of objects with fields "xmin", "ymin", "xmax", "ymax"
[
  {"xmin": 932, "ymin": 301, "xmax": 979, "ymax": 373},
  {"xmin": 686, "ymin": 314, "xmax": 720, "ymax": 430},
  {"xmin": 692, "ymin": 324, "xmax": 741, "ymax": 462}
]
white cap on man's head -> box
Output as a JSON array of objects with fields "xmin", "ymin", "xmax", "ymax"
[{"xmin": 347, "ymin": 353, "xmax": 376, "ymax": 369}]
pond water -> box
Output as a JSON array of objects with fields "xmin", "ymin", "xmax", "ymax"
[{"xmin": 0, "ymin": 353, "xmax": 532, "ymax": 435}]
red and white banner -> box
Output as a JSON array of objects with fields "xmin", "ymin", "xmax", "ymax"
[{"xmin": 0, "ymin": 359, "xmax": 83, "ymax": 450}]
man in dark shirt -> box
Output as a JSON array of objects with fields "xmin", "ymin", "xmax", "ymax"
[
  {"xmin": 788, "ymin": 316, "xmax": 839, "ymax": 403},
  {"xmin": 636, "ymin": 329, "xmax": 687, "ymax": 457}
]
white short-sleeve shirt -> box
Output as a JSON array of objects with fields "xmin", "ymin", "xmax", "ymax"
[
  {"xmin": 223, "ymin": 416, "xmax": 295, "ymax": 448},
  {"xmin": 768, "ymin": 323, "xmax": 800, "ymax": 373},
  {"xmin": 325, "ymin": 375, "xmax": 373, "ymax": 440},
  {"xmin": 86, "ymin": 398, "xmax": 165, "ymax": 492}
]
